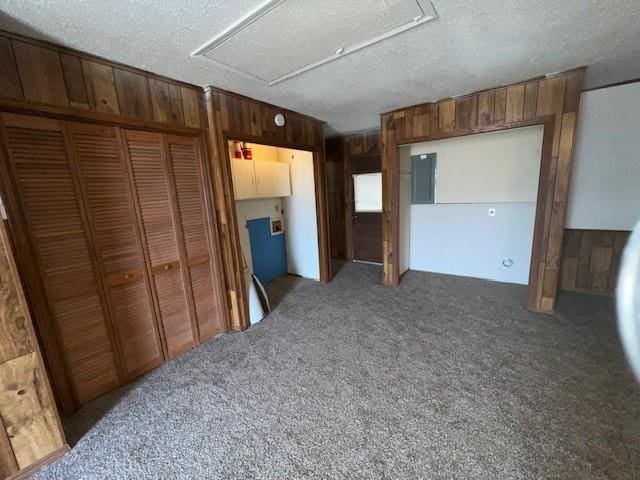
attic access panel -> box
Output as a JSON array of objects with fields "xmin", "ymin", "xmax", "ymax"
[{"xmin": 193, "ymin": 0, "xmax": 437, "ymax": 85}]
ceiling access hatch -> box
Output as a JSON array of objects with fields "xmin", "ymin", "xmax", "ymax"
[{"xmin": 192, "ymin": 0, "xmax": 437, "ymax": 85}]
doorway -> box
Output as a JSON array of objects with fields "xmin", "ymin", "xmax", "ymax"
[
  {"xmin": 348, "ymin": 153, "xmax": 383, "ymax": 263},
  {"xmin": 228, "ymin": 140, "xmax": 320, "ymax": 323}
]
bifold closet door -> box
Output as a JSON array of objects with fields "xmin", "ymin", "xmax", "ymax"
[
  {"xmin": 0, "ymin": 113, "xmax": 120, "ymax": 403},
  {"xmin": 123, "ymin": 130, "xmax": 197, "ymax": 358},
  {"xmin": 164, "ymin": 135, "xmax": 223, "ymax": 341},
  {"xmin": 67, "ymin": 123, "xmax": 164, "ymax": 379}
]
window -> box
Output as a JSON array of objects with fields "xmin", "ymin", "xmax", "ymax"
[
  {"xmin": 353, "ymin": 172, "xmax": 382, "ymax": 213},
  {"xmin": 411, "ymin": 153, "xmax": 436, "ymax": 204}
]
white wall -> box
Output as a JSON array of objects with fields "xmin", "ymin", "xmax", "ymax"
[
  {"xmin": 567, "ymin": 82, "xmax": 640, "ymax": 230},
  {"xmin": 279, "ymin": 148, "xmax": 320, "ymax": 280},
  {"xmin": 401, "ymin": 125, "xmax": 543, "ymax": 284}
]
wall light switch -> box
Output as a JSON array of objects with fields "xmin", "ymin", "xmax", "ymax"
[{"xmin": 488, "ymin": 208, "xmax": 496, "ymax": 216}]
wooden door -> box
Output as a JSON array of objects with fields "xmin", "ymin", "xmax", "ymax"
[
  {"xmin": 0, "ymin": 113, "xmax": 120, "ymax": 404},
  {"xmin": 123, "ymin": 130, "xmax": 196, "ymax": 358},
  {"xmin": 350, "ymin": 154, "xmax": 383, "ymax": 263},
  {"xmin": 164, "ymin": 135, "xmax": 224, "ymax": 342},
  {"xmin": 67, "ymin": 123, "xmax": 164, "ymax": 379}
]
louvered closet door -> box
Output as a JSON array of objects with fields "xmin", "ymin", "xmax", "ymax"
[
  {"xmin": 0, "ymin": 113, "xmax": 120, "ymax": 403},
  {"xmin": 165, "ymin": 135, "xmax": 223, "ymax": 341},
  {"xmin": 124, "ymin": 130, "xmax": 196, "ymax": 357},
  {"xmin": 68, "ymin": 123, "xmax": 164, "ymax": 379}
]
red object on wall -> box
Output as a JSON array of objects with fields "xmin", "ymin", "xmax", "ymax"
[
  {"xmin": 241, "ymin": 143, "xmax": 252, "ymax": 160},
  {"xmin": 233, "ymin": 141, "xmax": 243, "ymax": 159}
]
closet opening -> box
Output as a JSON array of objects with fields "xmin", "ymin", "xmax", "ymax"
[{"xmin": 228, "ymin": 140, "xmax": 320, "ymax": 323}]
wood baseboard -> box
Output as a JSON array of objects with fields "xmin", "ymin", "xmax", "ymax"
[{"xmin": 7, "ymin": 445, "xmax": 69, "ymax": 480}]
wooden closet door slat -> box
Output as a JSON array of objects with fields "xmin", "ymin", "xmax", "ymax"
[
  {"xmin": 1, "ymin": 113, "xmax": 119, "ymax": 403},
  {"xmin": 69, "ymin": 123, "xmax": 164, "ymax": 378},
  {"xmin": 124, "ymin": 130, "xmax": 195, "ymax": 357},
  {"xmin": 165, "ymin": 135, "xmax": 223, "ymax": 341}
]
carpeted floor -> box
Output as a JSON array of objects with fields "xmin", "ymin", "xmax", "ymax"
[{"xmin": 35, "ymin": 262, "xmax": 640, "ymax": 479}]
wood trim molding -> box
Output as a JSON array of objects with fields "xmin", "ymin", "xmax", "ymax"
[
  {"xmin": 380, "ymin": 69, "xmax": 585, "ymax": 313},
  {"xmin": 6, "ymin": 445, "xmax": 69, "ymax": 480}
]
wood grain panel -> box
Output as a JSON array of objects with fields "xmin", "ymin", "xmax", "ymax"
[
  {"xmin": 0, "ymin": 37, "xmax": 23, "ymax": 100},
  {"xmin": 478, "ymin": 91, "xmax": 494, "ymax": 126},
  {"xmin": 560, "ymin": 229, "xmax": 629, "ymax": 295},
  {"xmin": 505, "ymin": 84, "xmax": 525, "ymax": 123},
  {"xmin": 181, "ymin": 87, "xmax": 201, "ymax": 128},
  {"xmin": 379, "ymin": 69, "xmax": 585, "ymax": 313},
  {"xmin": 113, "ymin": 69, "xmax": 153, "ymax": 121},
  {"xmin": 60, "ymin": 53, "xmax": 89, "ymax": 109},
  {"xmin": 523, "ymin": 81, "xmax": 539, "ymax": 120},
  {"xmin": 455, "ymin": 96, "xmax": 477, "ymax": 131},
  {"xmin": 493, "ymin": 88, "xmax": 507, "ymax": 122},
  {"xmin": 0, "ymin": 235, "xmax": 34, "ymax": 364},
  {"xmin": 169, "ymin": 84, "xmax": 185, "ymax": 126},
  {"xmin": 3, "ymin": 116, "xmax": 120, "ymax": 402},
  {"xmin": 148, "ymin": 78, "xmax": 172, "ymax": 124},
  {"xmin": 0, "ymin": 424, "xmax": 17, "ymax": 477},
  {"xmin": 81, "ymin": 60, "xmax": 120, "ymax": 115},
  {"xmin": 12, "ymin": 40, "xmax": 68, "ymax": 107},
  {"xmin": 536, "ymin": 76, "xmax": 566, "ymax": 156},
  {"xmin": 0, "ymin": 352, "xmax": 64, "ymax": 469},
  {"xmin": 438, "ymin": 100, "xmax": 455, "ymax": 133}
]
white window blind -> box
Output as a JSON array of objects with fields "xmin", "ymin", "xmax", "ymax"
[{"xmin": 353, "ymin": 172, "xmax": 382, "ymax": 213}]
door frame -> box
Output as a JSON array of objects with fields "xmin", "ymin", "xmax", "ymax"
[
  {"xmin": 223, "ymin": 135, "xmax": 331, "ymax": 321},
  {"xmin": 345, "ymin": 152, "xmax": 383, "ymax": 263},
  {"xmin": 385, "ymin": 116, "xmax": 557, "ymax": 312}
]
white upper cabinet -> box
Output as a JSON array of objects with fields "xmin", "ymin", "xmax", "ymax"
[
  {"xmin": 231, "ymin": 158, "xmax": 291, "ymax": 200},
  {"xmin": 255, "ymin": 161, "xmax": 291, "ymax": 198},
  {"xmin": 231, "ymin": 159, "xmax": 258, "ymax": 200}
]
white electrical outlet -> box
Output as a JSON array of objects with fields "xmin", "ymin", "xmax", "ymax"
[{"xmin": 488, "ymin": 208, "xmax": 496, "ymax": 216}]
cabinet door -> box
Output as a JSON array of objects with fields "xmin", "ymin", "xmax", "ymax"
[
  {"xmin": 1, "ymin": 113, "xmax": 120, "ymax": 404},
  {"xmin": 68, "ymin": 123, "xmax": 164, "ymax": 379},
  {"xmin": 165, "ymin": 135, "xmax": 224, "ymax": 342},
  {"xmin": 124, "ymin": 130, "xmax": 196, "ymax": 358},
  {"xmin": 231, "ymin": 159, "xmax": 257, "ymax": 200},
  {"xmin": 255, "ymin": 161, "xmax": 291, "ymax": 198}
]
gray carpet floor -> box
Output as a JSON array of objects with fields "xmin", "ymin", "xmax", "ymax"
[{"xmin": 35, "ymin": 262, "xmax": 640, "ymax": 479}]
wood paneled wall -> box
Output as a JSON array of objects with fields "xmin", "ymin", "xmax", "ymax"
[
  {"xmin": 0, "ymin": 221, "xmax": 67, "ymax": 479},
  {"xmin": 0, "ymin": 30, "xmax": 204, "ymax": 130},
  {"xmin": 204, "ymin": 87, "xmax": 330, "ymax": 330},
  {"xmin": 0, "ymin": 31, "xmax": 230, "ymax": 421},
  {"xmin": 559, "ymin": 229, "xmax": 629, "ymax": 295},
  {"xmin": 325, "ymin": 137, "xmax": 346, "ymax": 259},
  {"xmin": 380, "ymin": 68, "xmax": 585, "ymax": 313}
]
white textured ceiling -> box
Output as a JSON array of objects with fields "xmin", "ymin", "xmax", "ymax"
[{"xmin": 1, "ymin": 0, "xmax": 639, "ymax": 135}]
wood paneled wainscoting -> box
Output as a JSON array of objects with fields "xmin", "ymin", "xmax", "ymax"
[
  {"xmin": 0, "ymin": 220, "xmax": 68, "ymax": 480},
  {"xmin": 204, "ymin": 87, "xmax": 331, "ymax": 331},
  {"xmin": 559, "ymin": 229, "xmax": 630, "ymax": 295},
  {"xmin": 380, "ymin": 68, "xmax": 585, "ymax": 313},
  {"xmin": 0, "ymin": 30, "xmax": 228, "ymax": 422}
]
